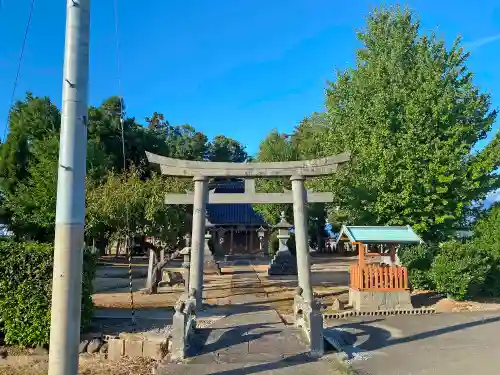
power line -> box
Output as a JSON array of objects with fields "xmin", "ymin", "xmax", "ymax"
[
  {"xmin": 113, "ymin": 0, "xmax": 136, "ymax": 327},
  {"xmin": 2, "ymin": 0, "xmax": 36, "ymax": 142}
]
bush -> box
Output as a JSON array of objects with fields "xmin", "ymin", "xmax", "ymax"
[
  {"xmin": 482, "ymin": 265, "xmax": 500, "ymax": 297},
  {"xmin": 0, "ymin": 240, "xmax": 97, "ymax": 346},
  {"xmin": 398, "ymin": 244, "xmax": 437, "ymax": 290},
  {"xmin": 469, "ymin": 204, "xmax": 500, "ymax": 296},
  {"xmin": 431, "ymin": 241, "xmax": 492, "ymax": 301}
]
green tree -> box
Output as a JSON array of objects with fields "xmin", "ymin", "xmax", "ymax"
[
  {"xmin": 307, "ymin": 6, "xmax": 499, "ymax": 241},
  {"xmin": 88, "ymin": 97, "xmax": 171, "ymax": 175},
  {"xmin": 253, "ymin": 130, "xmax": 299, "ymax": 225},
  {"xmin": 0, "ymin": 92, "xmax": 250, "ymax": 244},
  {"xmin": 3, "ymin": 135, "xmax": 59, "ymax": 241},
  {"xmin": 207, "ymin": 135, "xmax": 248, "ymax": 162},
  {"xmin": 0, "ymin": 93, "xmax": 60, "ymax": 194},
  {"xmin": 253, "ymin": 129, "xmax": 329, "ymax": 249},
  {"xmin": 292, "ymin": 113, "xmax": 329, "ymax": 160},
  {"xmin": 85, "ymin": 168, "xmax": 190, "ymax": 249},
  {"xmin": 471, "ymin": 203, "xmax": 500, "ymax": 259}
]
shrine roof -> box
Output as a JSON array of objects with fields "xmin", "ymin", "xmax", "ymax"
[
  {"xmin": 337, "ymin": 225, "xmax": 424, "ymax": 244},
  {"xmin": 206, "ymin": 180, "xmax": 268, "ymax": 226}
]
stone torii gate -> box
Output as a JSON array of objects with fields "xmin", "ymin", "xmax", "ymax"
[
  {"xmin": 146, "ymin": 151, "xmax": 349, "ymax": 357},
  {"xmin": 146, "ymin": 151, "xmax": 350, "ymax": 306}
]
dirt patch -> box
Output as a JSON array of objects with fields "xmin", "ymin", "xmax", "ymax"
[
  {"xmin": 411, "ymin": 290, "xmax": 500, "ymax": 313},
  {"xmin": 434, "ymin": 297, "xmax": 500, "ymax": 313},
  {"xmin": 93, "ymin": 289, "xmax": 182, "ymax": 309},
  {"xmin": 0, "ymin": 354, "xmax": 156, "ymax": 375}
]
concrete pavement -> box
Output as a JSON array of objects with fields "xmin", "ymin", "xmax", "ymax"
[
  {"xmin": 327, "ymin": 311, "xmax": 500, "ymax": 375},
  {"xmin": 155, "ymin": 265, "xmax": 346, "ymax": 375}
]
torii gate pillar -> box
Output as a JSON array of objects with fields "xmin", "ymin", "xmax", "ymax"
[
  {"xmin": 291, "ymin": 175, "xmax": 313, "ymax": 303},
  {"xmin": 189, "ymin": 176, "xmax": 208, "ymax": 307}
]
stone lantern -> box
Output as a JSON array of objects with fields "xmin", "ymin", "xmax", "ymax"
[
  {"xmin": 179, "ymin": 246, "xmax": 191, "ymax": 293},
  {"xmin": 275, "ymin": 212, "xmax": 292, "ymax": 254},
  {"xmin": 268, "ymin": 211, "xmax": 298, "ymax": 275},
  {"xmin": 256, "ymin": 226, "xmax": 267, "ymax": 250},
  {"xmin": 204, "ymin": 214, "xmax": 221, "ymax": 274},
  {"xmin": 184, "ymin": 232, "xmax": 191, "ymax": 247}
]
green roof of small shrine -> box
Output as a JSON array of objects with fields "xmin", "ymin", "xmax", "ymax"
[{"xmin": 337, "ymin": 225, "xmax": 424, "ymax": 244}]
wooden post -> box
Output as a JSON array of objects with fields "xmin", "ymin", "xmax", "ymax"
[
  {"xmin": 356, "ymin": 242, "xmax": 366, "ymax": 267},
  {"xmin": 389, "ymin": 244, "xmax": 396, "ymax": 265}
]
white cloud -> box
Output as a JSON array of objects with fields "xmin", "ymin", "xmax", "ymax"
[{"xmin": 465, "ymin": 34, "xmax": 500, "ymax": 50}]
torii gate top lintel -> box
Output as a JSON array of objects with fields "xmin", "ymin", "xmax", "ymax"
[{"xmin": 145, "ymin": 151, "xmax": 350, "ymax": 178}]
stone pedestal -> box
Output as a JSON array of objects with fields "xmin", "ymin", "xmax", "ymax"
[
  {"xmin": 170, "ymin": 293, "xmax": 197, "ymax": 361},
  {"xmin": 268, "ymin": 248, "xmax": 297, "ymax": 275},
  {"xmin": 349, "ymin": 288, "xmax": 413, "ymax": 311},
  {"xmin": 204, "ymin": 232, "xmax": 221, "ymax": 275},
  {"xmin": 293, "ymin": 289, "xmax": 324, "ymax": 358}
]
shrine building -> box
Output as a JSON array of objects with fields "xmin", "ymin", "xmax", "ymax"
[{"xmin": 206, "ymin": 179, "xmax": 272, "ymax": 257}]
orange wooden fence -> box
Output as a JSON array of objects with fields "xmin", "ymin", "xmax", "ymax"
[{"xmin": 349, "ymin": 264, "xmax": 409, "ymax": 291}]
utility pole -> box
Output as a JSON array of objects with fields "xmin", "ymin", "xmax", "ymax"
[{"xmin": 48, "ymin": 1, "xmax": 90, "ymax": 375}]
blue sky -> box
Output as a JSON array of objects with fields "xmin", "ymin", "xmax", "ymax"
[{"xmin": 0, "ymin": 1, "xmax": 499, "ymax": 156}]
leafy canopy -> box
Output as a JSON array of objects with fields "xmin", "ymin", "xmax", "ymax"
[
  {"xmin": 0, "ymin": 93, "xmax": 247, "ymax": 245},
  {"xmin": 304, "ymin": 5, "xmax": 499, "ymax": 241}
]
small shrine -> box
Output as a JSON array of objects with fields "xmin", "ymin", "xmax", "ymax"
[{"xmin": 337, "ymin": 225, "xmax": 424, "ymax": 311}]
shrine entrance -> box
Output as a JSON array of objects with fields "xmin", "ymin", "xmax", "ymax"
[{"xmin": 145, "ymin": 151, "xmax": 350, "ymax": 359}]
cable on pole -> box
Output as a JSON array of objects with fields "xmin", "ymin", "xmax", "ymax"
[
  {"xmin": 2, "ymin": 0, "xmax": 36, "ymax": 142},
  {"xmin": 113, "ymin": 0, "xmax": 136, "ymax": 327}
]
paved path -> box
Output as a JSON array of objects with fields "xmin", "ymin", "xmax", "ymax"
[
  {"xmin": 328, "ymin": 311, "xmax": 500, "ymax": 375},
  {"xmin": 156, "ymin": 264, "xmax": 344, "ymax": 375}
]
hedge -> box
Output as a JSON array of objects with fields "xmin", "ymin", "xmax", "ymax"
[
  {"xmin": 431, "ymin": 241, "xmax": 493, "ymax": 301},
  {"xmin": 0, "ymin": 240, "xmax": 97, "ymax": 346}
]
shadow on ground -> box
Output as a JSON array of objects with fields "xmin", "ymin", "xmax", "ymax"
[{"xmin": 333, "ymin": 314, "xmax": 500, "ymax": 357}]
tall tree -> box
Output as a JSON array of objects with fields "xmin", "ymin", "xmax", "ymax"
[
  {"xmin": 307, "ymin": 5, "xmax": 499, "ymax": 241},
  {"xmin": 3, "ymin": 135, "xmax": 59, "ymax": 241},
  {"xmin": 253, "ymin": 130, "xmax": 299, "ymax": 225},
  {"xmin": 88, "ymin": 97, "xmax": 170, "ymax": 175},
  {"xmin": 207, "ymin": 135, "xmax": 248, "ymax": 162},
  {"xmin": 292, "ymin": 113, "xmax": 329, "ymax": 160},
  {"xmin": 0, "ymin": 93, "xmax": 60, "ymax": 194}
]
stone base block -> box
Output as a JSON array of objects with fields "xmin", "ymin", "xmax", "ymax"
[
  {"xmin": 143, "ymin": 340, "xmax": 168, "ymax": 360},
  {"xmin": 124, "ymin": 340, "xmax": 143, "ymax": 357},
  {"xmin": 204, "ymin": 260, "xmax": 222, "ymax": 275},
  {"xmin": 107, "ymin": 338, "xmax": 124, "ymax": 361},
  {"xmin": 349, "ymin": 287, "xmax": 413, "ymax": 311},
  {"xmin": 268, "ymin": 251, "xmax": 297, "ymax": 276},
  {"xmin": 107, "ymin": 335, "xmax": 169, "ymax": 361}
]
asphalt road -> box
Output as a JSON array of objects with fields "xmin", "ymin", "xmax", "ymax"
[{"xmin": 327, "ymin": 311, "xmax": 500, "ymax": 375}]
